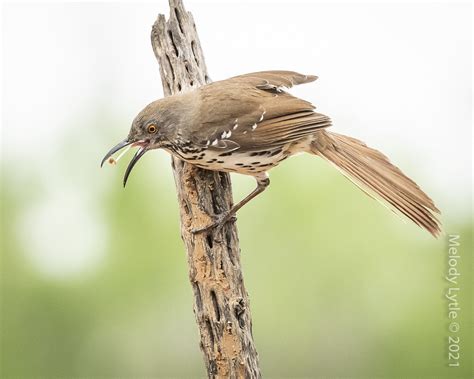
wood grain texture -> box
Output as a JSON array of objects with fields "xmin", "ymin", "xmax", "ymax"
[{"xmin": 150, "ymin": 1, "xmax": 261, "ymax": 377}]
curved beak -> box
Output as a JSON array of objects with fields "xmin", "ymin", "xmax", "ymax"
[
  {"xmin": 101, "ymin": 138, "xmax": 149, "ymax": 187},
  {"xmin": 123, "ymin": 146, "xmax": 147, "ymax": 187},
  {"xmin": 100, "ymin": 139, "xmax": 133, "ymax": 168}
]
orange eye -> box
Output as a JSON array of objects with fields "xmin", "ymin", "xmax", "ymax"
[{"xmin": 147, "ymin": 124, "xmax": 157, "ymax": 134}]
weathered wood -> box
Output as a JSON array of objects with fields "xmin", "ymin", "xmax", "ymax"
[{"xmin": 150, "ymin": 1, "xmax": 261, "ymax": 377}]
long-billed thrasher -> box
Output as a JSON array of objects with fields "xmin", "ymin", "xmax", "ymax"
[{"xmin": 101, "ymin": 71, "xmax": 441, "ymax": 236}]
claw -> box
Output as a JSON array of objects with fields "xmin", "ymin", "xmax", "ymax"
[{"xmin": 191, "ymin": 213, "xmax": 237, "ymax": 234}]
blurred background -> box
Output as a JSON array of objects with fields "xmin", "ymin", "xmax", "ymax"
[{"xmin": 1, "ymin": 1, "xmax": 472, "ymax": 377}]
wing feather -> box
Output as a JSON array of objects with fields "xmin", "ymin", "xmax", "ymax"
[
  {"xmin": 189, "ymin": 70, "xmax": 329, "ymax": 152},
  {"xmin": 230, "ymin": 70, "xmax": 318, "ymax": 91}
]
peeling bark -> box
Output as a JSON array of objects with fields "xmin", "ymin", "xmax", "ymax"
[{"xmin": 150, "ymin": 1, "xmax": 261, "ymax": 377}]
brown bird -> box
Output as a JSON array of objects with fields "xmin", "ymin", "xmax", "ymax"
[{"xmin": 101, "ymin": 70, "xmax": 441, "ymax": 236}]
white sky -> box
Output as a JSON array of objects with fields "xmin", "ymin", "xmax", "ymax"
[
  {"xmin": 1, "ymin": 2, "xmax": 472, "ymax": 277},
  {"xmin": 3, "ymin": 1, "xmax": 471, "ymax": 184}
]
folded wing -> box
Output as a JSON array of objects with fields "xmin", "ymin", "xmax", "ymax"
[{"xmin": 191, "ymin": 71, "xmax": 331, "ymax": 151}]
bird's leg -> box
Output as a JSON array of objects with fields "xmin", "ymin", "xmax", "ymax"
[{"xmin": 192, "ymin": 173, "xmax": 270, "ymax": 234}]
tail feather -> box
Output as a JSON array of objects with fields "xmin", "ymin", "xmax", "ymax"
[{"xmin": 311, "ymin": 131, "xmax": 441, "ymax": 237}]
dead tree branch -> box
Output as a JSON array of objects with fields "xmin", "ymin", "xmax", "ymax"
[{"xmin": 150, "ymin": 0, "xmax": 261, "ymax": 377}]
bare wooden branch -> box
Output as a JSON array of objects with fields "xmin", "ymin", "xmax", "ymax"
[{"xmin": 150, "ymin": 0, "xmax": 260, "ymax": 377}]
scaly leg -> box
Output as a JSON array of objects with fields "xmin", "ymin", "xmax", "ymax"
[{"xmin": 192, "ymin": 173, "xmax": 270, "ymax": 234}]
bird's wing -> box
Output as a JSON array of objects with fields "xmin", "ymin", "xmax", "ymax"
[
  {"xmin": 229, "ymin": 70, "xmax": 318, "ymax": 92},
  {"xmin": 237, "ymin": 110, "xmax": 332, "ymax": 150},
  {"xmin": 190, "ymin": 71, "xmax": 331, "ymax": 151}
]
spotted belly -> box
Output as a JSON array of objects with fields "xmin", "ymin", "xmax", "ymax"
[
  {"xmin": 181, "ymin": 147, "xmax": 290, "ymax": 175},
  {"xmin": 167, "ymin": 137, "xmax": 313, "ymax": 175}
]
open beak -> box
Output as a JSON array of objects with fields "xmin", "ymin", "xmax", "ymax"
[
  {"xmin": 101, "ymin": 138, "xmax": 149, "ymax": 187},
  {"xmin": 100, "ymin": 139, "xmax": 133, "ymax": 168}
]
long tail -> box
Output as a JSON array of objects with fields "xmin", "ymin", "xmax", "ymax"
[{"xmin": 311, "ymin": 130, "xmax": 441, "ymax": 237}]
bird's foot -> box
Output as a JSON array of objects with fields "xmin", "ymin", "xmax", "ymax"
[{"xmin": 191, "ymin": 213, "xmax": 237, "ymax": 234}]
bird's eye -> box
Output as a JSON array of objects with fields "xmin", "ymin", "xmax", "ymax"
[{"xmin": 147, "ymin": 124, "xmax": 157, "ymax": 134}]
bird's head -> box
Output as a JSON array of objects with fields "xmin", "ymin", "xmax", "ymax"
[{"xmin": 101, "ymin": 99, "xmax": 172, "ymax": 186}]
